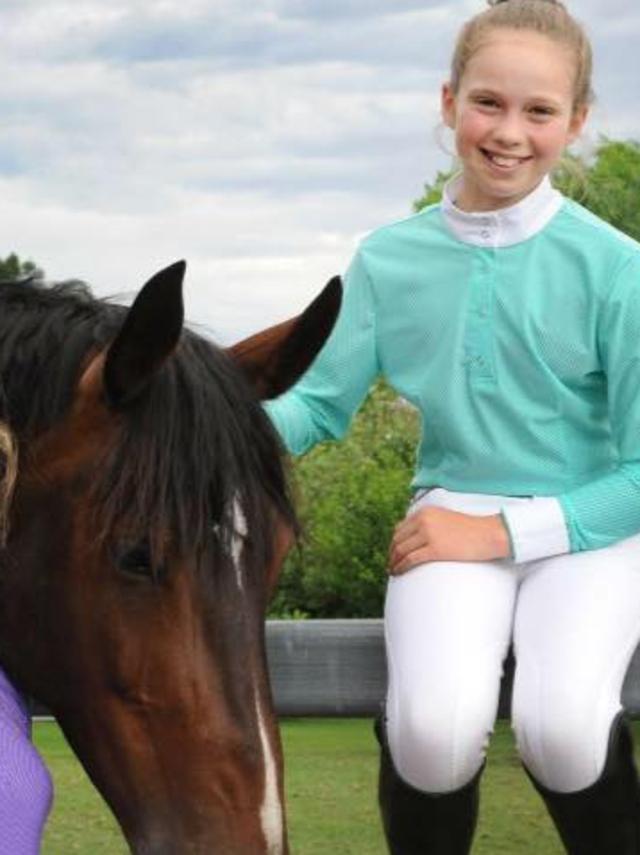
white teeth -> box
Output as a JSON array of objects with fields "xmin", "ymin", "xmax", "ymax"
[{"xmin": 485, "ymin": 151, "xmax": 523, "ymax": 168}]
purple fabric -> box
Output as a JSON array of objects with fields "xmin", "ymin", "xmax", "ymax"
[{"xmin": 0, "ymin": 666, "xmax": 53, "ymax": 854}]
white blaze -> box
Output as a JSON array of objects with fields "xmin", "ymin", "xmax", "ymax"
[
  {"xmin": 255, "ymin": 692, "xmax": 284, "ymax": 854},
  {"xmin": 229, "ymin": 496, "xmax": 283, "ymax": 851},
  {"xmin": 230, "ymin": 498, "xmax": 248, "ymax": 590}
]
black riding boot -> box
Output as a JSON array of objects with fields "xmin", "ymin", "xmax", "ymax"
[
  {"xmin": 525, "ymin": 713, "xmax": 640, "ymax": 854},
  {"xmin": 374, "ymin": 714, "xmax": 483, "ymax": 855}
]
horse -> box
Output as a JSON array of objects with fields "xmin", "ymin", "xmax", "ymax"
[{"xmin": 0, "ymin": 261, "xmax": 341, "ymax": 854}]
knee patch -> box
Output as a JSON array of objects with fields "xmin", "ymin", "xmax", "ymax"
[
  {"xmin": 514, "ymin": 705, "xmax": 619, "ymax": 793},
  {"xmin": 385, "ymin": 703, "xmax": 488, "ymax": 794}
]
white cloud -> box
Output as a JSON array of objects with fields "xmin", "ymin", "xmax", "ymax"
[{"xmin": 1, "ymin": 0, "xmax": 639, "ymax": 343}]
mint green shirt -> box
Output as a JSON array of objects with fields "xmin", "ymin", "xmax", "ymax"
[{"xmin": 266, "ymin": 185, "xmax": 640, "ymax": 556}]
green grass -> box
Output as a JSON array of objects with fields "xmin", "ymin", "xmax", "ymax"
[{"xmin": 36, "ymin": 718, "xmax": 640, "ymax": 853}]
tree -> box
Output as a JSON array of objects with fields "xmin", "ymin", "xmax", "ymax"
[
  {"xmin": 413, "ymin": 138, "xmax": 640, "ymax": 242},
  {"xmin": 554, "ymin": 140, "xmax": 640, "ymax": 242},
  {"xmin": 269, "ymin": 381, "xmax": 419, "ymax": 618},
  {"xmin": 413, "ymin": 169, "xmax": 451, "ymax": 210},
  {"xmin": 0, "ymin": 253, "xmax": 44, "ymax": 282}
]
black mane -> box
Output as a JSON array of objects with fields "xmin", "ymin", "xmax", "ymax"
[{"xmin": 0, "ymin": 277, "xmax": 296, "ymax": 575}]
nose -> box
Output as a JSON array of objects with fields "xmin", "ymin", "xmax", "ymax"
[{"xmin": 492, "ymin": 110, "xmax": 526, "ymax": 149}]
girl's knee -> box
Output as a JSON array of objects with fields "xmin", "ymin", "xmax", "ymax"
[
  {"xmin": 513, "ymin": 703, "xmax": 612, "ymax": 792},
  {"xmin": 387, "ymin": 699, "xmax": 489, "ymax": 793}
]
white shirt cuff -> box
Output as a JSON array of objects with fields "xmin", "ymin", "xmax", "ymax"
[{"xmin": 500, "ymin": 497, "xmax": 571, "ymax": 563}]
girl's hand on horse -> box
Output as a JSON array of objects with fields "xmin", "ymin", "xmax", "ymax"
[{"xmin": 388, "ymin": 507, "xmax": 511, "ymax": 575}]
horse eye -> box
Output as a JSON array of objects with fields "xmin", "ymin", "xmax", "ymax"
[{"xmin": 116, "ymin": 543, "xmax": 158, "ymax": 580}]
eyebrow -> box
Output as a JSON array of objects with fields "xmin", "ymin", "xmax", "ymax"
[{"xmin": 467, "ymin": 87, "xmax": 564, "ymax": 108}]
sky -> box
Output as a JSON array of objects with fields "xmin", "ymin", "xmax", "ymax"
[{"xmin": 2, "ymin": 0, "xmax": 639, "ymax": 344}]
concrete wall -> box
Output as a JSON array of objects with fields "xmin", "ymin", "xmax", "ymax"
[{"xmin": 267, "ymin": 619, "xmax": 640, "ymax": 718}]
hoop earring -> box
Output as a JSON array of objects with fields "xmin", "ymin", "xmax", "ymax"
[{"xmin": 433, "ymin": 122, "xmax": 458, "ymax": 159}]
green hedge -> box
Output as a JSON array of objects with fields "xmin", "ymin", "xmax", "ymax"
[{"xmin": 269, "ymin": 382, "xmax": 419, "ymax": 618}]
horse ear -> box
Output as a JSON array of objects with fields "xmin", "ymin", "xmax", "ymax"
[
  {"xmin": 103, "ymin": 261, "xmax": 186, "ymax": 409},
  {"xmin": 227, "ymin": 276, "xmax": 342, "ymax": 400}
]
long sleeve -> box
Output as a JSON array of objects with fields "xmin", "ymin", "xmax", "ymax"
[
  {"xmin": 557, "ymin": 252, "xmax": 640, "ymax": 552},
  {"xmin": 502, "ymin": 251, "xmax": 640, "ymax": 560},
  {"xmin": 264, "ymin": 249, "xmax": 379, "ymax": 456}
]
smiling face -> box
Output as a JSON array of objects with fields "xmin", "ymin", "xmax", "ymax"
[{"xmin": 442, "ymin": 28, "xmax": 588, "ymax": 212}]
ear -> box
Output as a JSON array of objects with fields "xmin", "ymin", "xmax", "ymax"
[
  {"xmin": 103, "ymin": 261, "xmax": 186, "ymax": 409},
  {"xmin": 441, "ymin": 82, "xmax": 456, "ymax": 130},
  {"xmin": 566, "ymin": 104, "xmax": 589, "ymax": 146},
  {"xmin": 227, "ymin": 276, "xmax": 342, "ymax": 400}
]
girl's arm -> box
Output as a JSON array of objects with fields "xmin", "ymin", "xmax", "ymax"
[
  {"xmin": 500, "ymin": 251, "xmax": 640, "ymax": 561},
  {"xmin": 265, "ymin": 250, "xmax": 379, "ymax": 455},
  {"xmin": 555, "ymin": 252, "xmax": 640, "ymax": 553}
]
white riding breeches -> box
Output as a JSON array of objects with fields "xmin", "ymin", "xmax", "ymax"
[{"xmin": 384, "ymin": 488, "xmax": 640, "ymax": 795}]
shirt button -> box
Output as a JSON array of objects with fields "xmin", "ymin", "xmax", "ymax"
[{"xmin": 480, "ymin": 229, "xmax": 490, "ymax": 239}]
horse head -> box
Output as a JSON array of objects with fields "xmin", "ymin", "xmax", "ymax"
[{"xmin": 0, "ymin": 263, "xmax": 341, "ymax": 854}]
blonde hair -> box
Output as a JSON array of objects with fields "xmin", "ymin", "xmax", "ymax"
[
  {"xmin": 0, "ymin": 423, "xmax": 17, "ymax": 547},
  {"xmin": 450, "ymin": 0, "xmax": 594, "ymax": 113}
]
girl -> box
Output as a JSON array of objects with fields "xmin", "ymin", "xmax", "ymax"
[{"xmin": 266, "ymin": 1, "xmax": 640, "ymax": 852}]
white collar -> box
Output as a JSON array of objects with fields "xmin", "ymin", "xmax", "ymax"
[{"xmin": 440, "ymin": 174, "xmax": 563, "ymax": 248}]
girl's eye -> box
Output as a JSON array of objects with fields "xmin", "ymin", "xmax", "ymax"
[
  {"xmin": 476, "ymin": 98, "xmax": 499, "ymax": 108},
  {"xmin": 530, "ymin": 106, "xmax": 555, "ymax": 117}
]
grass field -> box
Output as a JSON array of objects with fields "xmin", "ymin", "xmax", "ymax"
[{"xmin": 36, "ymin": 718, "xmax": 640, "ymax": 854}]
